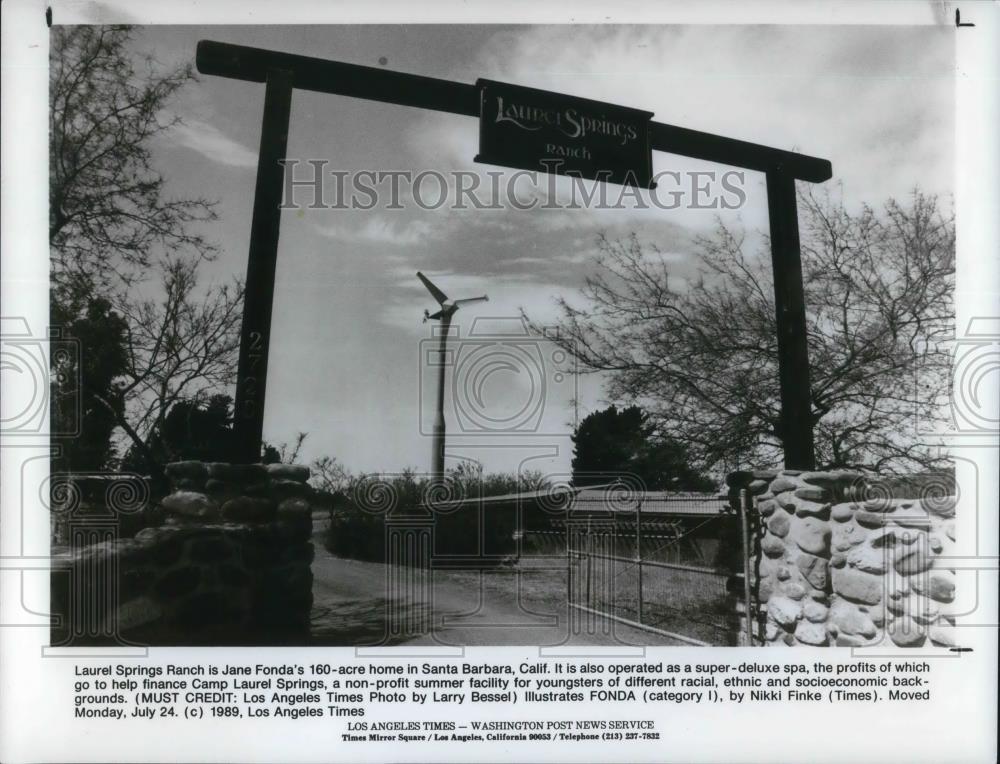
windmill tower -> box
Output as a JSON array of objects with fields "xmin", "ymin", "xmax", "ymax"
[{"xmin": 417, "ymin": 272, "xmax": 488, "ymax": 482}]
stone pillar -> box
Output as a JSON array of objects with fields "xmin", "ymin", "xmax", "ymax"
[
  {"xmin": 734, "ymin": 470, "xmax": 957, "ymax": 648},
  {"xmin": 52, "ymin": 462, "xmax": 316, "ymax": 645}
]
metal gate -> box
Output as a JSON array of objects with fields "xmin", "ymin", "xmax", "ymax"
[{"xmin": 553, "ymin": 490, "xmax": 756, "ymax": 646}]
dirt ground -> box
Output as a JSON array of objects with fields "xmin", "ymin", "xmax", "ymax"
[{"xmin": 309, "ymin": 516, "xmax": 692, "ymax": 647}]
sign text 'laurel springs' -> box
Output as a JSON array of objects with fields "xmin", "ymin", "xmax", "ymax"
[{"xmin": 475, "ymin": 79, "xmax": 655, "ymax": 189}]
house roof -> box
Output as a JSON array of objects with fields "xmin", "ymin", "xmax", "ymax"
[
  {"xmin": 569, "ymin": 489, "xmax": 731, "ymax": 516},
  {"xmin": 421, "ymin": 484, "xmax": 731, "ymax": 516}
]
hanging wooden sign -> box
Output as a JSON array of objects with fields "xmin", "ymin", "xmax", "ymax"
[{"xmin": 474, "ymin": 79, "xmax": 655, "ymax": 189}]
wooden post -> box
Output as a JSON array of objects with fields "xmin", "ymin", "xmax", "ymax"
[
  {"xmin": 231, "ymin": 70, "xmax": 294, "ymax": 463},
  {"xmin": 765, "ymin": 169, "xmax": 816, "ymax": 470}
]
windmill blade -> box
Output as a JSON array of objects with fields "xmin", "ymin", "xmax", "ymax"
[
  {"xmin": 426, "ymin": 309, "xmax": 444, "ymax": 321},
  {"xmin": 453, "ymin": 295, "xmax": 489, "ymax": 306},
  {"xmin": 416, "ymin": 271, "xmax": 449, "ymax": 305}
]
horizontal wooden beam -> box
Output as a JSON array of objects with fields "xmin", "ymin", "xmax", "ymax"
[
  {"xmin": 650, "ymin": 123, "xmax": 832, "ymax": 182},
  {"xmin": 197, "ymin": 39, "xmax": 479, "ymax": 117},
  {"xmin": 196, "ymin": 40, "xmax": 832, "ymax": 182}
]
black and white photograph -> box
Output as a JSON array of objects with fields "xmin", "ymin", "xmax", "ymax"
[
  {"xmin": 1, "ymin": 2, "xmax": 997, "ymax": 763},
  {"xmin": 45, "ymin": 20, "xmax": 962, "ymax": 649}
]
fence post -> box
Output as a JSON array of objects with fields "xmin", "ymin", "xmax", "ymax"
[
  {"xmin": 586, "ymin": 536, "xmax": 593, "ymax": 608},
  {"xmin": 566, "ymin": 522, "xmax": 572, "ymax": 610},
  {"xmin": 739, "ymin": 488, "xmax": 755, "ymax": 646},
  {"xmin": 635, "ymin": 497, "xmax": 643, "ymax": 625}
]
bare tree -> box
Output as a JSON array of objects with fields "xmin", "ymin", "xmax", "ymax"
[
  {"xmin": 49, "ymin": 25, "xmax": 244, "ymax": 470},
  {"xmin": 93, "ymin": 259, "xmax": 244, "ymax": 469},
  {"xmin": 310, "ymin": 456, "xmax": 352, "ymax": 496},
  {"xmin": 49, "ymin": 25, "xmax": 216, "ymax": 294},
  {"xmin": 264, "ymin": 433, "xmax": 309, "ymax": 465},
  {"xmin": 528, "ymin": 188, "xmax": 954, "ymax": 473}
]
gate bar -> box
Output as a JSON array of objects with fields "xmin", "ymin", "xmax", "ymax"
[
  {"xmin": 568, "ymin": 550, "xmax": 730, "ymax": 576},
  {"xmin": 568, "ymin": 603, "xmax": 711, "ymax": 647}
]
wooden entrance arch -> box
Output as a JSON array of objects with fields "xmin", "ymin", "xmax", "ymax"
[{"xmin": 196, "ymin": 40, "xmax": 831, "ymax": 469}]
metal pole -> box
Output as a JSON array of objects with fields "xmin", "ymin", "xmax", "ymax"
[
  {"xmin": 765, "ymin": 169, "xmax": 816, "ymax": 470},
  {"xmin": 431, "ymin": 313, "xmax": 452, "ymax": 482},
  {"xmin": 586, "ymin": 519, "xmax": 593, "ymax": 608},
  {"xmin": 586, "ymin": 549, "xmax": 593, "ymax": 610},
  {"xmin": 636, "ymin": 498, "xmax": 643, "ymax": 625},
  {"xmin": 739, "ymin": 488, "xmax": 755, "ymax": 646},
  {"xmin": 568, "ymin": 603, "xmax": 712, "ymax": 647},
  {"xmin": 567, "ymin": 525, "xmax": 572, "ymax": 610},
  {"xmin": 232, "ymin": 70, "xmax": 294, "ymax": 463}
]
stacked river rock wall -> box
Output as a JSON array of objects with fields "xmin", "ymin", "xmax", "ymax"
[
  {"xmin": 51, "ymin": 462, "xmax": 315, "ymax": 645},
  {"xmin": 734, "ymin": 470, "xmax": 957, "ymax": 648}
]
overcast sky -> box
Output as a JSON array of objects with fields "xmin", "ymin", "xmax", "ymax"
[{"xmin": 123, "ymin": 24, "xmax": 954, "ymax": 477}]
